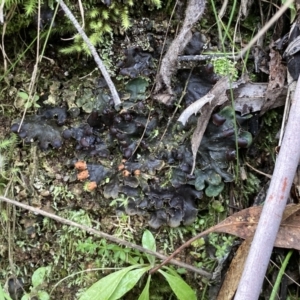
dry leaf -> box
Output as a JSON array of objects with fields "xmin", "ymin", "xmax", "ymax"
[
  {"xmin": 233, "ymin": 82, "xmax": 285, "ymax": 115},
  {"xmin": 213, "ymin": 204, "xmax": 300, "ymax": 250},
  {"xmin": 217, "ymin": 238, "xmax": 252, "ymax": 300},
  {"xmin": 260, "ymin": 44, "xmax": 287, "ymax": 115},
  {"xmin": 277, "ymin": 205, "xmax": 300, "ymax": 248},
  {"xmin": 178, "ymin": 77, "xmax": 229, "ymax": 125},
  {"xmin": 216, "ymin": 205, "xmax": 300, "ymax": 299},
  {"xmin": 188, "ymin": 78, "xmax": 229, "ymax": 173},
  {"xmin": 150, "ymin": 205, "xmax": 300, "ymax": 276},
  {"xmin": 268, "ymin": 46, "xmax": 286, "ymax": 90}
]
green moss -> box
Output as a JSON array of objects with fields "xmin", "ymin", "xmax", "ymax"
[
  {"xmin": 212, "ymin": 57, "xmax": 238, "ymax": 81},
  {"xmin": 0, "ymin": 133, "xmax": 18, "ymax": 183},
  {"xmin": 1, "ymin": 0, "xmax": 163, "ymax": 58},
  {"xmin": 60, "ymin": 0, "xmax": 162, "ymax": 55}
]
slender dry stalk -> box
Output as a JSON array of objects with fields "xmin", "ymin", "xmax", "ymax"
[
  {"xmin": 0, "ymin": 195, "xmax": 211, "ymax": 278},
  {"xmin": 57, "ymin": 0, "xmax": 121, "ymax": 107},
  {"xmin": 235, "ymin": 75, "xmax": 300, "ymax": 299},
  {"xmin": 235, "ymin": 0, "xmax": 294, "ymax": 60}
]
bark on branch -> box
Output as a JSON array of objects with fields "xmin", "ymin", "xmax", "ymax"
[{"xmin": 235, "ymin": 75, "xmax": 300, "ymax": 299}]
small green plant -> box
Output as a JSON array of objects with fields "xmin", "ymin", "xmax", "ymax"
[
  {"xmin": 78, "ymin": 230, "xmax": 196, "ymax": 300},
  {"xmin": 75, "ymin": 237, "xmax": 144, "ymax": 266},
  {"xmin": 61, "ymin": 0, "xmax": 162, "ymax": 56},
  {"xmin": 208, "ymin": 233, "xmax": 235, "ymax": 259},
  {"xmin": 21, "ymin": 266, "xmax": 51, "ymax": 300},
  {"xmin": 0, "ymin": 134, "xmax": 18, "ymax": 184},
  {"xmin": 51, "ymin": 184, "xmax": 75, "ymax": 201},
  {"xmin": 0, "ymin": 282, "xmax": 13, "ymax": 300},
  {"xmin": 109, "ymin": 194, "xmax": 130, "ymax": 207},
  {"xmin": 212, "ymin": 57, "xmax": 238, "ymax": 81},
  {"xmin": 240, "ymin": 172, "xmax": 261, "ymax": 201},
  {"xmin": 16, "ymin": 91, "xmax": 40, "ymax": 110}
]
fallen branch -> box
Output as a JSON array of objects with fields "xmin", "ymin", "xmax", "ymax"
[
  {"xmin": 0, "ymin": 195, "xmax": 211, "ymax": 278},
  {"xmin": 178, "ymin": 77, "xmax": 230, "ymax": 126},
  {"xmin": 234, "ymin": 78, "xmax": 300, "ymax": 298},
  {"xmin": 178, "ymin": 53, "xmax": 242, "ymax": 61},
  {"xmin": 57, "ymin": 0, "xmax": 121, "ymax": 107},
  {"xmin": 149, "ymin": 204, "xmax": 300, "ymax": 274},
  {"xmin": 154, "ymin": 0, "xmax": 206, "ymax": 104}
]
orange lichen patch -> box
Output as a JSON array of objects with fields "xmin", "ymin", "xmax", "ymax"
[
  {"xmin": 77, "ymin": 170, "xmax": 89, "ymax": 181},
  {"xmin": 75, "ymin": 160, "xmax": 87, "ymax": 171},
  {"xmin": 134, "ymin": 169, "xmax": 141, "ymax": 176},
  {"xmin": 84, "ymin": 181, "xmax": 97, "ymax": 192},
  {"xmin": 118, "ymin": 163, "xmax": 125, "ymax": 171},
  {"xmin": 122, "ymin": 170, "xmax": 131, "ymax": 177}
]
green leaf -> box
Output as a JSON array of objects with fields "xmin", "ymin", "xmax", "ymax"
[
  {"xmin": 32, "ymin": 266, "xmax": 51, "ymax": 288},
  {"xmin": 79, "ymin": 265, "xmax": 141, "ymax": 300},
  {"xmin": 18, "ymin": 91, "xmax": 29, "ymax": 100},
  {"xmin": 108, "ymin": 266, "xmax": 151, "ymax": 300},
  {"xmin": 158, "ymin": 270, "xmax": 196, "ymax": 300},
  {"xmin": 163, "ymin": 266, "xmax": 182, "ymax": 277},
  {"xmin": 142, "ymin": 230, "xmax": 156, "ymax": 266},
  {"xmin": 24, "ymin": 102, "xmax": 32, "ymax": 109},
  {"xmin": 138, "ymin": 275, "xmax": 151, "ymax": 300},
  {"xmin": 0, "ymin": 283, "xmax": 13, "ymax": 300},
  {"xmin": 211, "ymin": 200, "xmax": 225, "ymax": 213},
  {"xmin": 282, "ymin": 0, "xmax": 296, "ymax": 22},
  {"xmin": 37, "ymin": 290, "xmax": 50, "ymax": 300}
]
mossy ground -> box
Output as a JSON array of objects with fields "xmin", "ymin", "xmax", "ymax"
[{"xmin": 0, "ymin": 1, "xmax": 295, "ymax": 299}]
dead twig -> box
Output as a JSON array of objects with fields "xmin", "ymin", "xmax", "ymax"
[
  {"xmin": 235, "ymin": 0, "xmax": 294, "ymax": 60},
  {"xmin": 0, "ymin": 195, "xmax": 211, "ymax": 278},
  {"xmin": 235, "ymin": 73, "xmax": 300, "ymax": 299},
  {"xmin": 154, "ymin": 0, "xmax": 206, "ymax": 104},
  {"xmin": 244, "ymin": 162, "xmax": 272, "ymax": 179},
  {"xmin": 57, "ymin": 0, "xmax": 121, "ymax": 107},
  {"xmin": 178, "ymin": 53, "xmax": 242, "ymax": 61}
]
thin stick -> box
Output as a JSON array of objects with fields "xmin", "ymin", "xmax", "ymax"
[
  {"xmin": 235, "ymin": 74, "xmax": 300, "ymax": 299},
  {"xmin": 18, "ymin": 0, "xmax": 41, "ymax": 131},
  {"xmin": 235, "ymin": 0, "xmax": 294, "ymax": 60},
  {"xmin": 244, "ymin": 162, "xmax": 272, "ymax": 179},
  {"xmin": 0, "ymin": 195, "xmax": 211, "ymax": 278},
  {"xmin": 57, "ymin": 0, "xmax": 121, "ymax": 107},
  {"xmin": 178, "ymin": 53, "xmax": 242, "ymax": 61}
]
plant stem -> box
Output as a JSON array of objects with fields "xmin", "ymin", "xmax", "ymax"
[
  {"xmin": 235, "ymin": 0, "xmax": 294, "ymax": 60},
  {"xmin": 235, "ymin": 74, "xmax": 300, "ymax": 299},
  {"xmin": 270, "ymin": 250, "xmax": 293, "ymax": 300}
]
